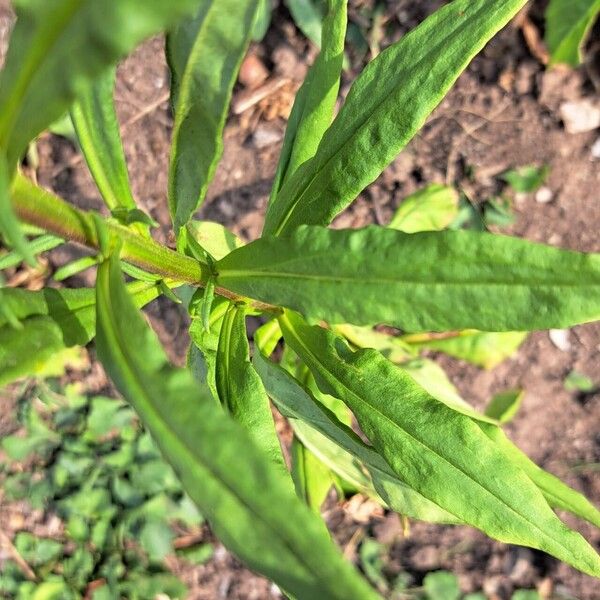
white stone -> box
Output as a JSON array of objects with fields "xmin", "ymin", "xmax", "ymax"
[
  {"xmin": 549, "ymin": 329, "xmax": 571, "ymax": 352},
  {"xmin": 535, "ymin": 186, "xmax": 554, "ymax": 204},
  {"xmin": 560, "ymin": 99, "xmax": 600, "ymax": 134},
  {"xmin": 591, "ymin": 137, "xmax": 600, "ymax": 159}
]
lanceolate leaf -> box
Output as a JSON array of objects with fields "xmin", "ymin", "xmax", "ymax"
[
  {"xmin": 545, "ymin": 0, "xmax": 600, "ymax": 66},
  {"xmin": 167, "ymin": 0, "xmax": 259, "ymax": 233},
  {"xmin": 268, "ymin": 0, "xmax": 347, "ymax": 207},
  {"xmin": 217, "ymin": 226, "xmax": 600, "ymax": 333},
  {"xmin": 0, "ymin": 282, "xmax": 161, "ymax": 387},
  {"xmin": 263, "ymin": 0, "xmax": 528, "ymax": 235},
  {"xmin": 480, "ymin": 424, "xmax": 600, "ymax": 529},
  {"xmin": 284, "ymin": 0, "xmax": 324, "ymax": 48},
  {"xmin": 70, "ymin": 67, "xmax": 137, "ymax": 213},
  {"xmin": 95, "ymin": 254, "xmax": 381, "ymax": 600},
  {"xmin": 216, "ymin": 304, "xmax": 287, "ymax": 471},
  {"xmin": 254, "ymin": 351, "xmax": 459, "ymax": 524},
  {"xmin": 0, "ymin": 0, "xmax": 204, "ymax": 263},
  {"xmin": 278, "ymin": 311, "xmax": 600, "ymax": 577}
]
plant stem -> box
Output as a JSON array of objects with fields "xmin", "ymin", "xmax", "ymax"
[{"xmin": 10, "ymin": 173, "xmax": 279, "ymax": 312}]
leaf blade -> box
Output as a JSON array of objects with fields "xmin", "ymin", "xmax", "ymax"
[
  {"xmin": 167, "ymin": 0, "xmax": 259, "ymax": 232},
  {"xmin": 264, "ymin": 0, "xmax": 528, "ymax": 235},
  {"xmin": 95, "ymin": 254, "xmax": 381, "ymax": 600},
  {"xmin": 217, "ymin": 226, "xmax": 600, "ymax": 332},
  {"xmin": 267, "ymin": 0, "xmax": 347, "ymax": 209},
  {"xmin": 70, "ymin": 66, "xmax": 136, "ymax": 213},
  {"xmin": 278, "ymin": 311, "xmax": 600, "ymax": 577}
]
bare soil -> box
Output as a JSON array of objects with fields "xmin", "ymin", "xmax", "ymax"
[{"xmin": 1, "ymin": 1, "xmax": 600, "ymax": 598}]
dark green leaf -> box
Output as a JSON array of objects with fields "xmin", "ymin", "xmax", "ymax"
[
  {"xmin": 278, "ymin": 310, "xmax": 600, "ymax": 576},
  {"xmin": 70, "ymin": 67, "xmax": 137, "ymax": 213},
  {"xmin": 254, "ymin": 351, "xmax": 460, "ymax": 524},
  {"xmin": 95, "ymin": 254, "xmax": 381, "ymax": 600},
  {"xmin": 545, "ymin": 0, "xmax": 600, "ymax": 66},
  {"xmin": 217, "ymin": 226, "xmax": 600, "ymax": 332},
  {"xmin": 167, "ymin": 0, "xmax": 259, "ymax": 232},
  {"xmin": 268, "ymin": 0, "xmax": 347, "ymax": 207},
  {"xmin": 263, "ymin": 0, "xmax": 528, "ymax": 235},
  {"xmin": 216, "ymin": 304, "xmax": 287, "ymax": 470}
]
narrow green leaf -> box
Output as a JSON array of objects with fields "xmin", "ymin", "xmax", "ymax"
[
  {"xmin": 252, "ymin": 0, "xmax": 272, "ymax": 42},
  {"xmin": 95, "ymin": 254, "xmax": 381, "ymax": 600},
  {"xmin": 0, "ymin": 282, "xmax": 162, "ymax": 387},
  {"xmin": 291, "ymin": 436, "xmax": 334, "ymax": 512},
  {"xmin": 254, "ymin": 318, "xmax": 282, "ymax": 356},
  {"xmin": 334, "ymin": 324, "xmax": 415, "ymax": 364},
  {"xmin": 402, "ymin": 330, "xmax": 528, "ymax": 369},
  {"xmin": 268, "ymin": 0, "xmax": 347, "ymax": 208},
  {"xmin": 70, "ymin": 67, "xmax": 136, "ymax": 213},
  {"xmin": 480, "ymin": 424, "xmax": 600, "ymax": 529},
  {"xmin": 389, "ymin": 184, "xmax": 459, "ymax": 234},
  {"xmin": 485, "ymin": 390, "xmax": 524, "ymax": 424},
  {"xmin": 0, "ymin": 0, "xmax": 204, "ymax": 266},
  {"xmin": 0, "ymin": 234, "xmax": 64, "ymax": 270},
  {"xmin": 0, "ymin": 0, "xmax": 204, "ymax": 166},
  {"xmin": 217, "ymin": 226, "xmax": 600, "ymax": 332},
  {"xmin": 278, "ymin": 311, "xmax": 600, "ymax": 576},
  {"xmin": 546, "ymin": 0, "xmax": 600, "ymax": 66},
  {"xmin": 264, "ymin": 0, "xmax": 528, "ymax": 235},
  {"xmin": 167, "ymin": 0, "xmax": 259, "ymax": 232},
  {"xmin": 254, "ymin": 351, "xmax": 460, "ymax": 524},
  {"xmin": 215, "ymin": 304, "xmax": 286, "ymax": 470}
]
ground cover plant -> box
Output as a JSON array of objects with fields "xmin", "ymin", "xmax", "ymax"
[
  {"xmin": 1, "ymin": 383, "xmax": 207, "ymax": 599},
  {"xmin": 1, "ymin": 0, "xmax": 600, "ymax": 598}
]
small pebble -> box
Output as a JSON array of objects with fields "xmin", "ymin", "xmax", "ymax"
[
  {"xmin": 252, "ymin": 123, "xmax": 283, "ymax": 149},
  {"xmin": 560, "ymin": 99, "xmax": 600, "ymax": 134},
  {"xmin": 535, "ymin": 186, "xmax": 554, "ymax": 204},
  {"xmin": 591, "ymin": 137, "xmax": 600, "ymax": 159},
  {"xmin": 239, "ymin": 54, "xmax": 269, "ymax": 89},
  {"xmin": 549, "ymin": 329, "xmax": 571, "ymax": 352}
]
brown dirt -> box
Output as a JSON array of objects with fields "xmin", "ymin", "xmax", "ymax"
[{"xmin": 1, "ymin": 1, "xmax": 600, "ymax": 598}]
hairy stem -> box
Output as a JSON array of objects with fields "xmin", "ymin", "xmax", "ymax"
[{"xmin": 10, "ymin": 173, "xmax": 279, "ymax": 312}]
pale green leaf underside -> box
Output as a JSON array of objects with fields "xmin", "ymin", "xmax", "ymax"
[
  {"xmin": 254, "ymin": 351, "xmax": 460, "ymax": 524},
  {"xmin": 217, "ymin": 226, "xmax": 600, "ymax": 333},
  {"xmin": 167, "ymin": 0, "xmax": 258, "ymax": 232},
  {"xmin": 264, "ymin": 0, "xmax": 529, "ymax": 235},
  {"xmin": 279, "ymin": 311, "xmax": 600, "ymax": 577},
  {"xmin": 95, "ymin": 255, "xmax": 381, "ymax": 600},
  {"xmin": 389, "ymin": 184, "xmax": 459, "ymax": 233},
  {"xmin": 545, "ymin": 0, "xmax": 600, "ymax": 66},
  {"xmin": 70, "ymin": 66, "xmax": 136, "ymax": 213},
  {"xmin": 402, "ymin": 330, "xmax": 528, "ymax": 369}
]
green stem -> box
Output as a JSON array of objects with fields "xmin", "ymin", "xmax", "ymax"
[{"xmin": 10, "ymin": 173, "xmax": 279, "ymax": 313}]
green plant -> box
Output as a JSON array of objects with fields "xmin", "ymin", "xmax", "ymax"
[
  {"xmin": 1, "ymin": 1, "xmax": 600, "ymax": 597},
  {"xmin": 1, "ymin": 383, "xmax": 206, "ymax": 598},
  {"xmin": 545, "ymin": 0, "xmax": 600, "ymax": 67}
]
